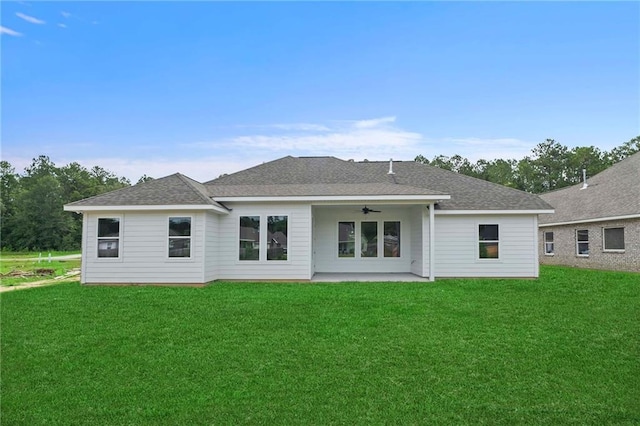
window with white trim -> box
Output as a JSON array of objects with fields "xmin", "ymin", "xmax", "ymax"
[
  {"xmin": 168, "ymin": 217, "xmax": 191, "ymax": 258},
  {"xmin": 384, "ymin": 221, "xmax": 401, "ymax": 258},
  {"xmin": 239, "ymin": 215, "xmax": 289, "ymax": 261},
  {"xmin": 338, "ymin": 221, "xmax": 355, "ymax": 258},
  {"xmin": 479, "ymin": 224, "xmax": 499, "ymax": 259},
  {"xmin": 338, "ymin": 220, "xmax": 401, "ymax": 259},
  {"xmin": 576, "ymin": 229, "xmax": 589, "ymax": 256},
  {"xmin": 267, "ymin": 215, "xmax": 288, "ymax": 261},
  {"xmin": 603, "ymin": 227, "xmax": 624, "ymax": 251},
  {"xmin": 544, "ymin": 231, "xmax": 554, "ymax": 255},
  {"xmin": 97, "ymin": 218, "xmax": 120, "ymax": 258},
  {"xmin": 239, "ymin": 216, "xmax": 260, "ymax": 261},
  {"xmin": 361, "ymin": 222, "xmax": 378, "ymax": 258}
]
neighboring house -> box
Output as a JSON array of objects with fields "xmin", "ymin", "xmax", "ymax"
[
  {"xmin": 538, "ymin": 152, "xmax": 640, "ymax": 272},
  {"xmin": 64, "ymin": 156, "xmax": 553, "ymax": 284}
]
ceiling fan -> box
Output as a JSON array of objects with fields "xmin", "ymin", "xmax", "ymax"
[{"xmin": 361, "ymin": 206, "xmax": 381, "ymax": 215}]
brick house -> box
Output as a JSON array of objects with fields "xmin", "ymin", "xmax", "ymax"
[{"xmin": 538, "ymin": 152, "xmax": 640, "ymax": 272}]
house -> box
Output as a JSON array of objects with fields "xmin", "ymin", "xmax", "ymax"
[
  {"xmin": 538, "ymin": 152, "xmax": 640, "ymax": 272},
  {"xmin": 64, "ymin": 156, "xmax": 553, "ymax": 284}
]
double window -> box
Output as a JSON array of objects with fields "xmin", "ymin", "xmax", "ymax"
[
  {"xmin": 338, "ymin": 221, "xmax": 400, "ymax": 259},
  {"xmin": 97, "ymin": 218, "xmax": 120, "ymax": 258},
  {"xmin": 239, "ymin": 215, "xmax": 288, "ymax": 261},
  {"xmin": 169, "ymin": 217, "xmax": 191, "ymax": 258},
  {"xmin": 479, "ymin": 224, "xmax": 499, "ymax": 259},
  {"xmin": 544, "ymin": 231, "xmax": 554, "ymax": 255}
]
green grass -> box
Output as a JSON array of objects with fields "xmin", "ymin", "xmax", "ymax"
[
  {"xmin": 1, "ymin": 254, "xmax": 81, "ymax": 286},
  {"xmin": 2, "ymin": 266, "xmax": 638, "ymax": 425}
]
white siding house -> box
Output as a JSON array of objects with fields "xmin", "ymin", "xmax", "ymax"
[{"xmin": 65, "ymin": 156, "xmax": 553, "ymax": 284}]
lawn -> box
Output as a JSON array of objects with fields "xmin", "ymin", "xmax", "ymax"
[
  {"xmin": 2, "ymin": 266, "xmax": 638, "ymax": 425},
  {"xmin": 1, "ymin": 251, "xmax": 81, "ymax": 286}
]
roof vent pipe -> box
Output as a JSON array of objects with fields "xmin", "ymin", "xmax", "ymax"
[
  {"xmin": 581, "ymin": 169, "xmax": 588, "ymax": 190},
  {"xmin": 388, "ymin": 158, "xmax": 395, "ymax": 175}
]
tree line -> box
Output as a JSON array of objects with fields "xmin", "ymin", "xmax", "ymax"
[
  {"xmin": 415, "ymin": 136, "xmax": 639, "ymax": 194},
  {"xmin": 1, "ymin": 136, "xmax": 638, "ymax": 251},
  {"xmin": 0, "ymin": 156, "xmax": 152, "ymax": 252}
]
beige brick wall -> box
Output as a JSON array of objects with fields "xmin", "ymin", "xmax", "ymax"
[{"xmin": 539, "ymin": 218, "xmax": 640, "ymax": 273}]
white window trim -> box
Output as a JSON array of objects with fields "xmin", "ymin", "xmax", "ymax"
[
  {"xmin": 576, "ymin": 229, "xmax": 589, "ymax": 257},
  {"xmin": 237, "ymin": 214, "xmax": 291, "ymax": 263},
  {"xmin": 478, "ymin": 223, "xmax": 500, "ymax": 261},
  {"xmin": 336, "ymin": 219, "xmax": 402, "ymax": 260},
  {"xmin": 96, "ymin": 216, "xmax": 122, "ymax": 260},
  {"xmin": 167, "ymin": 215, "xmax": 194, "ymax": 260},
  {"xmin": 543, "ymin": 231, "xmax": 554, "ymax": 256},
  {"xmin": 602, "ymin": 227, "xmax": 625, "ymax": 253},
  {"xmin": 266, "ymin": 214, "xmax": 290, "ymax": 262}
]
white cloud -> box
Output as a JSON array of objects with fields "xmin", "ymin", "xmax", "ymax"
[
  {"xmin": 57, "ymin": 23, "xmax": 67, "ymax": 28},
  {"xmin": 16, "ymin": 12, "xmax": 45, "ymax": 24},
  {"xmin": 209, "ymin": 116, "xmax": 424, "ymax": 161},
  {"xmin": 353, "ymin": 116, "xmax": 396, "ymax": 129},
  {"xmin": 61, "ymin": 11, "xmax": 72, "ymax": 18},
  {"xmin": 270, "ymin": 123, "xmax": 331, "ymax": 132},
  {"xmin": 0, "ymin": 26, "xmax": 23, "ymax": 36}
]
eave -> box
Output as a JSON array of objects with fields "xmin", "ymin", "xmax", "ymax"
[{"xmin": 63, "ymin": 204, "xmax": 230, "ymax": 214}]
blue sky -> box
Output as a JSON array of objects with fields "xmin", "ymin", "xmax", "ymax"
[{"xmin": 2, "ymin": 1, "xmax": 638, "ymax": 181}]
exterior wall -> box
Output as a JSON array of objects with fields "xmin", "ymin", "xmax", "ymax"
[
  {"xmin": 410, "ymin": 207, "xmax": 424, "ymax": 276},
  {"xmin": 313, "ymin": 205, "xmax": 414, "ymax": 274},
  {"xmin": 82, "ymin": 211, "xmax": 207, "ymax": 284},
  {"xmin": 539, "ymin": 218, "xmax": 640, "ymax": 272},
  {"xmin": 434, "ymin": 214, "xmax": 539, "ymax": 278},
  {"xmin": 216, "ymin": 202, "xmax": 312, "ymax": 280},
  {"xmin": 203, "ymin": 212, "xmax": 219, "ymax": 282}
]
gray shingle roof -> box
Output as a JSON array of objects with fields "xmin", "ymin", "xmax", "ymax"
[
  {"xmin": 207, "ymin": 156, "xmax": 553, "ymax": 210},
  {"xmin": 539, "ymin": 152, "xmax": 640, "ymax": 224},
  {"xmin": 66, "ymin": 173, "xmax": 226, "ymax": 208},
  {"xmin": 66, "ymin": 156, "xmax": 553, "ymax": 211}
]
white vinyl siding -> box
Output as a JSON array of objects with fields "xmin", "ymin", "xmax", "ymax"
[
  {"xmin": 83, "ymin": 211, "xmax": 206, "ymax": 284},
  {"xmin": 434, "ymin": 215, "xmax": 538, "ymax": 277},
  {"xmin": 216, "ymin": 203, "xmax": 312, "ymax": 280},
  {"xmin": 313, "ymin": 206, "xmax": 412, "ymax": 274},
  {"xmin": 410, "ymin": 206, "xmax": 428, "ymax": 277},
  {"xmin": 203, "ymin": 212, "xmax": 218, "ymax": 282}
]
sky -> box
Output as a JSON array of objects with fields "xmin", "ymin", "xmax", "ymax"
[{"xmin": 1, "ymin": 1, "xmax": 639, "ymax": 182}]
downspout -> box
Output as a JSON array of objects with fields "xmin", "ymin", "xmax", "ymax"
[{"xmin": 429, "ymin": 202, "xmax": 435, "ymax": 282}]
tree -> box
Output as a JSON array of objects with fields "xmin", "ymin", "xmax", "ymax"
[
  {"xmin": 566, "ymin": 146, "xmax": 608, "ymax": 185},
  {"xmin": 136, "ymin": 175, "xmax": 154, "ymax": 184},
  {"xmin": 0, "ymin": 161, "xmax": 19, "ymax": 249},
  {"xmin": 10, "ymin": 173, "xmax": 71, "ymax": 250},
  {"xmin": 609, "ymin": 136, "xmax": 640, "ymax": 163}
]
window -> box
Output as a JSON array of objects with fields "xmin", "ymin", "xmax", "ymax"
[
  {"xmin": 576, "ymin": 229, "xmax": 589, "ymax": 256},
  {"xmin": 169, "ymin": 217, "xmax": 191, "ymax": 258},
  {"xmin": 603, "ymin": 227, "xmax": 625, "ymax": 251},
  {"xmin": 97, "ymin": 218, "xmax": 120, "ymax": 258},
  {"xmin": 239, "ymin": 216, "xmax": 260, "ymax": 260},
  {"xmin": 544, "ymin": 231, "xmax": 554, "ymax": 255},
  {"xmin": 338, "ymin": 222, "xmax": 355, "ymax": 258},
  {"xmin": 384, "ymin": 221, "xmax": 401, "ymax": 258},
  {"xmin": 239, "ymin": 215, "xmax": 289, "ymax": 261},
  {"xmin": 267, "ymin": 216, "xmax": 288, "ymax": 261},
  {"xmin": 479, "ymin": 224, "xmax": 499, "ymax": 259},
  {"xmin": 361, "ymin": 222, "xmax": 378, "ymax": 257}
]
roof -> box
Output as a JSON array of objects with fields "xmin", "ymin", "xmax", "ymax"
[
  {"xmin": 65, "ymin": 173, "xmax": 227, "ymax": 210},
  {"xmin": 65, "ymin": 156, "xmax": 553, "ymax": 212},
  {"xmin": 539, "ymin": 152, "xmax": 640, "ymax": 225},
  {"xmin": 207, "ymin": 156, "xmax": 552, "ymax": 211}
]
